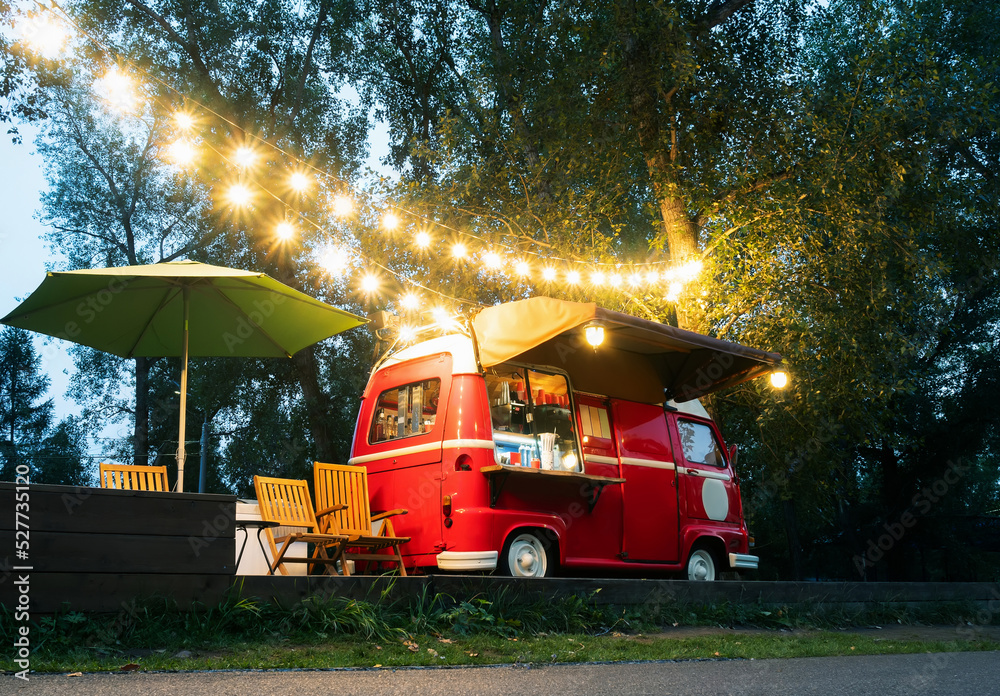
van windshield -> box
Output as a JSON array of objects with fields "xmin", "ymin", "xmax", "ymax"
[{"xmin": 485, "ymin": 365, "xmax": 580, "ymax": 472}]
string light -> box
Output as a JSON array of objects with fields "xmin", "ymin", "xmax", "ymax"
[
  {"xmin": 226, "ymin": 183, "xmax": 252, "ymax": 207},
  {"xmin": 174, "ymin": 111, "xmax": 195, "ymax": 131},
  {"xmin": 234, "ymin": 146, "xmax": 256, "ymax": 169},
  {"xmin": 168, "ymin": 140, "xmax": 196, "ymax": 166},
  {"xmin": 382, "ymin": 211, "xmax": 400, "ymax": 230},
  {"xmin": 360, "ymin": 273, "xmax": 380, "ymax": 294},
  {"xmin": 483, "ymin": 251, "xmax": 502, "ymax": 270},
  {"xmin": 289, "ymin": 171, "xmax": 311, "ymax": 192},
  {"xmin": 95, "ymin": 67, "xmax": 138, "ymax": 112},
  {"xmin": 321, "ymin": 247, "xmax": 351, "ymax": 277},
  {"xmin": 333, "ymin": 194, "xmax": 354, "ymax": 217},
  {"xmin": 399, "ymin": 292, "xmax": 420, "ymax": 311},
  {"xmin": 18, "ymin": 13, "xmax": 67, "ymax": 60},
  {"xmin": 12, "ymin": 11, "xmax": 713, "ymax": 310}
]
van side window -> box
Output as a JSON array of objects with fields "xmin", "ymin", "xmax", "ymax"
[
  {"xmin": 579, "ymin": 403, "xmax": 612, "ymax": 443},
  {"xmin": 677, "ymin": 420, "xmax": 726, "ymax": 468},
  {"xmin": 369, "ymin": 379, "xmax": 441, "ymax": 444}
]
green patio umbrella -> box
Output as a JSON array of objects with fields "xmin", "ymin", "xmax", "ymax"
[{"xmin": 1, "ymin": 260, "xmax": 367, "ymax": 491}]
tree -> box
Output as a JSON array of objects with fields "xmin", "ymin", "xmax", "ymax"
[{"xmin": 0, "ymin": 327, "xmax": 88, "ymax": 484}]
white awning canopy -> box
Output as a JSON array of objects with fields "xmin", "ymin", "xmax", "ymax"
[{"xmin": 471, "ymin": 297, "xmax": 781, "ymax": 404}]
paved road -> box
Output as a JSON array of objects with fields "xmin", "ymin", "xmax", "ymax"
[{"xmin": 3, "ymin": 652, "xmax": 999, "ymax": 695}]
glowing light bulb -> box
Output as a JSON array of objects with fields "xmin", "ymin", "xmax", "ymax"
[
  {"xmin": 400, "ymin": 292, "xmax": 420, "ymax": 311},
  {"xmin": 289, "ymin": 171, "xmax": 311, "ymax": 192},
  {"xmin": 233, "ymin": 146, "xmax": 256, "ymax": 169},
  {"xmin": 333, "ymin": 194, "xmax": 354, "ymax": 217},
  {"xmin": 415, "ymin": 231, "xmax": 431, "ymax": 248},
  {"xmin": 360, "ymin": 273, "xmax": 380, "ymax": 294},
  {"xmin": 321, "ymin": 247, "xmax": 351, "ymax": 276},
  {"xmin": 662, "ymin": 268, "xmax": 677, "ymax": 282},
  {"xmin": 681, "ymin": 259, "xmax": 703, "ymax": 281},
  {"xmin": 515, "ymin": 260, "xmax": 530, "ymax": 277},
  {"xmin": 483, "ymin": 251, "xmax": 502, "ymax": 270},
  {"xmin": 227, "ymin": 184, "xmax": 252, "ymax": 207},
  {"xmin": 174, "ymin": 112, "xmax": 195, "ymax": 131},
  {"xmin": 452, "ymin": 242, "xmax": 467, "ymax": 259},
  {"xmin": 770, "ymin": 370, "xmax": 789, "ymax": 389},
  {"xmin": 19, "ymin": 14, "xmax": 67, "ymax": 60},
  {"xmin": 628, "ymin": 272, "xmax": 643, "ymax": 287},
  {"xmin": 591, "ymin": 270, "xmax": 606, "ymax": 286},
  {"xmin": 168, "ymin": 140, "xmax": 196, "ymax": 166},
  {"xmin": 646, "ymin": 270, "xmax": 660, "ymax": 284},
  {"xmin": 96, "ymin": 67, "xmax": 138, "ymax": 112},
  {"xmin": 668, "ymin": 281, "xmax": 683, "ymax": 297},
  {"xmin": 542, "ymin": 267, "xmax": 557, "ymax": 282},
  {"xmin": 275, "ymin": 222, "xmax": 295, "ymax": 241},
  {"xmin": 585, "ymin": 324, "xmax": 605, "ymax": 347},
  {"xmin": 609, "ymin": 273, "xmax": 623, "ymax": 288},
  {"xmin": 566, "ymin": 270, "xmax": 581, "ymax": 284},
  {"xmin": 399, "ymin": 325, "xmax": 417, "ymax": 342},
  {"xmin": 382, "ymin": 211, "xmax": 400, "ymax": 230}
]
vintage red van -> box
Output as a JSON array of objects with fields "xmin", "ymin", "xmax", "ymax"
[{"xmin": 349, "ymin": 297, "xmax": 782, "ymax": 580}]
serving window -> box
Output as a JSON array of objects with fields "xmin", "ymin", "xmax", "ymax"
[
  {"xmin": 484, "ymin": 364, "xmax": 580, "ymax": 471},
  {"xmin": 369, "ymin": 378, "xmax": 441, "ymax": 444}
]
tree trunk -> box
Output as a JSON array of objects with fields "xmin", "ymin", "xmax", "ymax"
[
  {"xmin": 133, "ymin": 356, "xmax": 150, "ymax": 466},
  {"xmin": 292, "ymin": 345, "xmax": 335, "ymax": 463},
  {"xmin": 783, "ymin": 498, "xmax": 805, "ymax": 580}
]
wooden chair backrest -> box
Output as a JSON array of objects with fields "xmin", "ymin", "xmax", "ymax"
[
  {"xmin": 253, "ymin": 475, "xmax": 319, "ymax": 531},
  {"xmin": 99, "ymin": 463, "xmax": 169, "ymax": 491},
  {"xmin": 314, "ymin": 462, "xmax": 372, "ymax": 537}
]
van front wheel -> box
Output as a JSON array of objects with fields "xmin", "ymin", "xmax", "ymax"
[
  {"xmin": 500, "ymin": 532, "xmax": 551, "ymax": 578},
  {"xmin": 686, "ymin": 547, "xmax": 718, "ymax": 581}
]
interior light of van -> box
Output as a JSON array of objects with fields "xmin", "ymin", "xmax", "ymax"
[
  {"xmin": 585, "ymin": 324, "xmax": 605, "ymax": 347},
  {"xmin": 561, "ymin": 452, "xmax": 579, "ymax": 471},
  {"xmin": 770, "ymin": 370, "xmax": 789, "ymax": 389}
]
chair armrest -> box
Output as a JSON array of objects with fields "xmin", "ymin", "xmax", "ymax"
[
  {"xmin": 371, "ymin": 509, "xmax": 408, "ymax": 521},
  {"xmin": 316, "ymin": 504, "xmax": 348, "ymax": 518}
]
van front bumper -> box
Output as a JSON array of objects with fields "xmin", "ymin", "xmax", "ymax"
[
  {"xmin": 728, "ymin": 553, "xmax": 759, "ymax": 570},
  {"xmin": 436, "ymin": 550, "xmax": 499, "ymax": 571}
]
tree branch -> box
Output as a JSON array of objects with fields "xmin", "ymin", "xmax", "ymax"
[{"xmin": 698, "ymin": 0, "xmax": 756, "ymax": 31}]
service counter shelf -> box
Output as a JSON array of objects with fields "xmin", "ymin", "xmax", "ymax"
[{"xmin": 480, "ymin": 465, "xmax": 624, "ymax": 513}]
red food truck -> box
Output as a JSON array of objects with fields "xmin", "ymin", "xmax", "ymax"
[{"xmin": 349, "ymin": 297, "xmax": 782, "ymax": 580}]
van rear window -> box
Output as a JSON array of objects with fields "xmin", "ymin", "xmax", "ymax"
[{"xmin": 369, "ymin": 379, "xmax": 441, "ymax": 444}]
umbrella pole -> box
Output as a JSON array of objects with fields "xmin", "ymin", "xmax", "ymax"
[{"xmin": 176, "ymin": 288, "xmax": 190, "ymax": 492}]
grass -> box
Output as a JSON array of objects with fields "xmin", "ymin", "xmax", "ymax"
[{"xmin": 3, "ymin": 586, "xmax": 998, "ymax": 674}]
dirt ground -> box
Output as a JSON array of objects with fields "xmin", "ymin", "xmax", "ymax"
[{"xmin": 648, "ymin": 624, "xmax": 1000, "ymax": 641}]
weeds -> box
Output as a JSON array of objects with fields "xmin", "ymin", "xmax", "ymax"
[{"xmin": 2, "ymin": 586, "xmax": 997, "ymax": 674}]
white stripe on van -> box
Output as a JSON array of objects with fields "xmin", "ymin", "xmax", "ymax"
[
  {"xmin": 620, "ymin": 457, "xmax": 676, "ymax": 471},
  {"xmin": 584, "ymin": 454, "xmax": 619, "ymax": 466},
  {"xmin": 349, "ymin": 438, "xmax": 495, "ymax": 465},
  {"xmin": 679, "ymin": 467, "xmax": 731, "ymax": 482}
]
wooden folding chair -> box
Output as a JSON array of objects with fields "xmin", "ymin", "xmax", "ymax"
[
  {"xmin": 313, "ymin": 461, "xmax": 410, "ymax": 576},
  {"xmin": 253, "ymin": 475, "xmax": 350, "ymax": 576},
  {"xmin": 99, "ymin": 463, "xmax": 170, "ymax": 491}
]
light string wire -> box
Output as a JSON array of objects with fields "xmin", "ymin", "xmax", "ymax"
[{"xmin": 21, "ymin": 1, "xmax": 700, "ymax": 315}]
